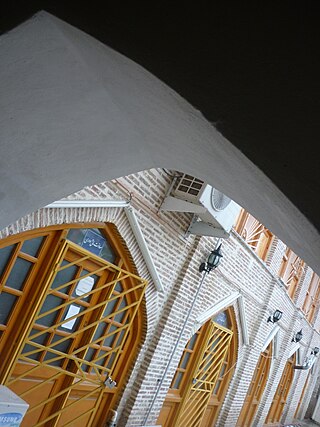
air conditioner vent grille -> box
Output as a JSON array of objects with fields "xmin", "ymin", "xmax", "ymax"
[
  {"xmin": 176, "ymin": 175, "xmax": 205, "ymax": 197},
  {"xmin": 211, "ymin": 188, "xmax": 232, "ymax": 211}
]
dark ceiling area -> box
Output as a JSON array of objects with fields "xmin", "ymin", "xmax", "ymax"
[{"xmin": 1, "ymin": 2, "xmax": 320, "ymax": 230}]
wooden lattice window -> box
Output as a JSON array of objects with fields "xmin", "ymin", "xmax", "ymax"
[
  {"xmin": 265, "ymin": 353, "xmax": 296, "ymax": 426},
  {"xmin": 236, "ymin": 342, "xmax": 272, "ymax": 426},
  {"xmin": 157, "ymin": 309, "xmax": 237, "ymax": 427},
  {"xmin": 0, "ymin": 224, "xmax": 147, "ymax": 427},
  {"xmin": 302, "ymin": 273, "xmax": 320, "ymax": 323},
  {"xmin": 234, "ymin": 209, "xmax": 273, "ymax": 261},
  {"xmin": 279, "ymin": 248, "xmax": 305, "ymax": 299}
]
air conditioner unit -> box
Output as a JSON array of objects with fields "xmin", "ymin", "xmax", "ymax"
[{"xmin": 160, "ymin": 174, "xmax": 241, "ymax": 238}]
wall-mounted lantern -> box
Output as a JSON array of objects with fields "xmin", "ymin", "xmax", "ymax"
[{"xmin": 267, "ymin": 309, "xmax": 283, "ymax": 324}]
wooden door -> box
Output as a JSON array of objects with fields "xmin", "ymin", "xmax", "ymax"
[
  {"xmin": 158, "ymin": 310, "xmax": 235, "ymax": 427},
  {"xmin": 0, "ymin": 227, "xmax": 147, "ymax": 427},
  {"xmin": 294, "ymin": 371, "xmax": 310, "ymax": 418},
  {"xmin": 265, "ymin": 353, "xmax": 296, "ymax": 426},
  {"xmin": 237, "ymin": 343, "xmax": 272, "ymax": 426}
]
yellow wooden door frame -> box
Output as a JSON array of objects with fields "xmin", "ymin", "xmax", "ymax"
[{"xmin": 0, "ymin": 226, "xmax": 147, "ymax": 427}]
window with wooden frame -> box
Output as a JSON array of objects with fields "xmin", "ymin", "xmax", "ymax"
[
  {"xmin": 0, "ymin": 224, "xmax": 147, "ymax": 427},
  {"xmin": 236, "ymin": 342, "xmax": 272, "ymax": 427},
  {"xmin": 302, "ymin": 272, "xmax": 320, "ymax": 324},
  {"xmin": 157, "ymin": 309, "xmax": 237, "ymax": 427},
  {"xmin": 279, "ymin": 248, "xmax": 305, "ymax": 300},
  {"xmin": 234, "ymin": 209, "xmax": 273, "ymax": 261}
]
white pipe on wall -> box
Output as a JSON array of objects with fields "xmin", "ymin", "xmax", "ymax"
[{"xmin": 46, "ymin": 199, "xmax": 164, "ymax": 293}]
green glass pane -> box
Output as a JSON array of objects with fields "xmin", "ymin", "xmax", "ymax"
[
  {"xmin": 67, "ymin": 228, "xmax": 116, "ymax": 263},
  {"xmin": 52, "ymin": 260, "xmax": 77, "ymax": 294},
  {"xmin": 0, "ymin": 245, "xmax": 15, "ymax": 279},
  {"xmin": 21, "ymin": 236, "xmax": 45, "ymax": 257},
  {"xmin": 0, "ymin": 292, "xmax": 18, "ymax": 325},
  {"xmin": 6, "ymin": 257, "xmax": 32, "ymax": 290}
]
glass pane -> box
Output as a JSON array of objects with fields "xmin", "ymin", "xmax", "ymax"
[
  {"xmin": 94, "ymin": 322, "xmax": 107, "ymax": 342},
  {"xmin": 67, "ymin": 228, "xmax": 116, "ymax": 263},
  {"xmin": 213, "ymin": 311, "xmax": 230, "ymax": 328},
  {"xmin": 51, "ymin": 334, "xmax": 71, "ymax": 355},
  {"xmin": 187, "ymin": 332, "xmax": 198, "ymax": 350},
  {"xmin": 84, "ymin": 347, "xmax": 96, "ymax": 363},
  {"xmin": 38, "ymin": 295, "xmax": 64, "ymax": 327},
  {"xmin": 23, "ymin": 330, "xmax": 50, "ymax": 361},
  {"xmin": 95, "ymin": 350, "xmax": 107, "ymax": 366},
  {"xmin": 103, "ymin": 324, "xmax": 117, "ymax": 348},
  {"xmin": 115, "ymin": 329, "xmax": 126, "ymax": 348},
  {"xmin": 106, "ymin": 352, "xmax": 116, "ymax": 370},
  {"xmin": 180, "ymin": 351, "xmax": 191, "ymax": 370},
  {"xmin": 114, "ymin": 282, "xmax": 123, "ymax": 293},
  {"xmin": 104, "ymin": 298, "xmax": 118, "ymax": 318},
  {"xmin": 21, "ymin": 236, "xmax": 45, "ymax": 258},
  {"xmin": 43, "ymin": 350, "xmax": 63, "ymax": 367},
  {"xmin": 172, "ymin": 372, "xmax": 183, "ymax": 389},
  {"xmin": 0, "ymin": 244, "xmax": 15, "ymax": 279},
  {"xmin": 6, "ymin": 257, "xmax": 33, "ymax": 290},
  {"xmin": 0, "ymin": 292, "xmax": 18, "ymax": 325},
  {"xmin": 52, "ymin": 260, "xmax": 78, "ymax": 294},
  {"xmin": 213, "ymin": 379, "xmax": 222, "ymax": 395},
  {"xmin": 114, "ymin": 298, "xmax": 127, "ymax": 323}
]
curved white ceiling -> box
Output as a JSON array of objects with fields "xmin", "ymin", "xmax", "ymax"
[{"xmin": 1, "ymin": 12, "xmax": 319, "ymax": 275}]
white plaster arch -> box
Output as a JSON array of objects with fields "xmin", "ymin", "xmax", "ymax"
[
  {"xmin": 1, "ymin": 11, "xmax": 320, "ymax": 277},
  {"xmin": 194, "ymin": 292, "xmax": 249, "ymax": 346},
  {"xmin": 262, "ymin": 325, "xmax": 281, "ymax": 359}
]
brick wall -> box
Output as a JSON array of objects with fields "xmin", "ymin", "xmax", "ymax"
[{"xmin": 1, "ymin": 167, "xmax": 320, "ymax": 426}]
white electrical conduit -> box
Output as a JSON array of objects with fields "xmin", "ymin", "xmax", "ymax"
[{"xmin": 46, "ymin": 200, "xmax": 164, "ymax": 293}]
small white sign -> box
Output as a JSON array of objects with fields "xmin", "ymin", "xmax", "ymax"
[
  {"xmin": 75, "ymin": 276, "xmax": 95, "ymax": 296},
  {"xmin": 61, "ymin": 305, "xmax": 81, "ymax": 330}
]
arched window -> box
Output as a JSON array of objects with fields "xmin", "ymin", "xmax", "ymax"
[
  {"xmin": 0, "ymin": 224, "xmax": 147, "ymax": 427},
  {"xmin": 158, "ymin": 309, "xmax": 237, "ymax": 427},
  {"xmin": 237, "ymin": 342, "xmax": 272, "ymax": 426},
  {"xmin": 265, "ymin": 352, "xmax": 296, "ymax": 426}
]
